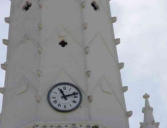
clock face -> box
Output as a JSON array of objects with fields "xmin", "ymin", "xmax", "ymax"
[{"xmin": 47, "ymin": 82, "xmax": 82, "ymax": 112}]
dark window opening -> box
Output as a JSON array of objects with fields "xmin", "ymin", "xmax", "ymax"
[
  {"xmin": 92, "ymin": 125, "xmax": 99, "ymax": 128},
  {"xmin": 59, "ymin": 40, "xmax": 68, "ymax": 47},
  {"xmin": 91, "ymin": 1, "xmax": 99, "ymax": 11},
  {"xmin": 23, "ymin": 1, "xmax": 32, "ymax": 11}
]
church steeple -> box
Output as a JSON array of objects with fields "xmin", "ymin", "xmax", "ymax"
[
  {"xmin": 140, "ymin": 93, "xmax": 160, "ymax": 128},
  {"xmin": 1, "ymin": 0, "xmax": 131, "ymax": 128}
]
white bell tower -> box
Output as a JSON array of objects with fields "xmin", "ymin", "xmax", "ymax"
[{"xmin": 1, "ymin": 0, "xmax": 132, "ymax": 128}]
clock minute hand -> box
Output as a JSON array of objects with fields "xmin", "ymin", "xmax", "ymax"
[{"xmin": 65, "ymin": 92, "xmax": 78, "ymax": 98}]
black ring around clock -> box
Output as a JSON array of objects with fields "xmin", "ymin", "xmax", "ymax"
[{"xmin": 47, "ymin": 82, "xmax": 82, "ymax": 113}]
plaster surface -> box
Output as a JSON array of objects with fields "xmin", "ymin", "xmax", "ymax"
[{"xmin": 1, "ymin": 0, "xmax": 129, "ymax": 128}]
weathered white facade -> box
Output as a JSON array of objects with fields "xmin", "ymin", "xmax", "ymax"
[{"xmin": 0, "ymin": 0, "xmax": 131, "ymax": 128}]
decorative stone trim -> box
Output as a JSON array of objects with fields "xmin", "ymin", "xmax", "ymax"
[
  {"xmin": 111, "ymin": 17, "xmax": 117, "ymax": 23},
  {"xmin": 118, "ymin": 63, "xmax": 124, "ymax": 70},
  {"xmin": 38, "ymin": 47, "xmax": 43, "ymax": 55},
  {"xmin": 154, "ymin": 122, "xmax": 160, "ymax": 127},
  {"xmin": 5, "ymin": 17, "xmax": 10, "ymax": 23},
  {"xmin": 126, "ymin": 111, "xmax": 133, "ymax": 117},
  {"xmin": 39, "ymin": 4, "xmax": 43, "ymax": 9},
  {"xmin": 88, "ymin": 95, "xmax": 93, "ymax": 103},
  {"xmin": 143, "ymin": 93, "xmax": 150, "ymax": 99},
  {"xmin": 38, "ymin": 24, "xmax": 42, "ymax": 31},
  {"xmin": 140, "ymin": 122, "xmax": 159, "ymax": 128},
  {"xmin": 85, "ymin": 46, "xmax": 89, "ymax": 55},
  {"xmin": 140, "ymin": 122, "xmax": 144, "ymax": 128},
  {"xmin": 28, "ymin": 122, "xmax": 103, "ymax": 128},
  {"xmin": 81, "ymin": 1, "xmax": 86, "ymax": 8},
  {"xmin": 83, "ymin": 23, "xmax": 88, "ymax": 30},
  {"xmin": 86, "ymin": 70, "xmax": 91, "ymax": 77},
  {"xmin": 37, "ymin": 69, "xmax": 42, "ymax": 77},
  {"xmin": 1, "ymin": 62, "xmax": 7, "ymax": 70},
  {"xmin": 3, "ymin": 39, "xmax": 9, "ymax": 46},
  {"xmin": 114, "ymin": 38, "xmax": 120, "ymax": 45},
  {"xmin": 0, "ymin": 87, "xmax": 5, "ymax": 94},
  {"xmin": 122, "ymin": 86, "xmax": 128, "ymax": 93},
  {"xmin": 35, "ymin": 94, "xmax": 41, "ymax": 103}
]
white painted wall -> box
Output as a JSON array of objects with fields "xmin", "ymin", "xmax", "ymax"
[{"xmin": 1, "ymin": 0, "xmax": 130, "ymax": 128}]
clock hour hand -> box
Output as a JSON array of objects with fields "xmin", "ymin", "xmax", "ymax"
[{"xmin": 58, "ymin": 88, "xmax": 67, "ymax": 100}]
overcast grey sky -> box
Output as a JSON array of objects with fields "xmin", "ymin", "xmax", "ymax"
[
  {"xmin": 0, "ymin": 0, "xmax": 167, "ymax": 128},
  {"xmin": 111, "ymin": 0, "xmax": 167, "ymax": 128}
]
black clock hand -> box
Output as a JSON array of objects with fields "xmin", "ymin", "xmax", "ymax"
[
  {"xmin": 58, "ymin": 89, "xmax": 67, "ymax": 100},
  {"xmin": 65, "ymin": 92, "xmax": 78, "ymax": 98}
]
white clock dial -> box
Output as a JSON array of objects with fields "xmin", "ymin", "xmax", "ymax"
[{"xmin": 47, "ymin": 83, "xmax": 82, "ymax": 112}]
